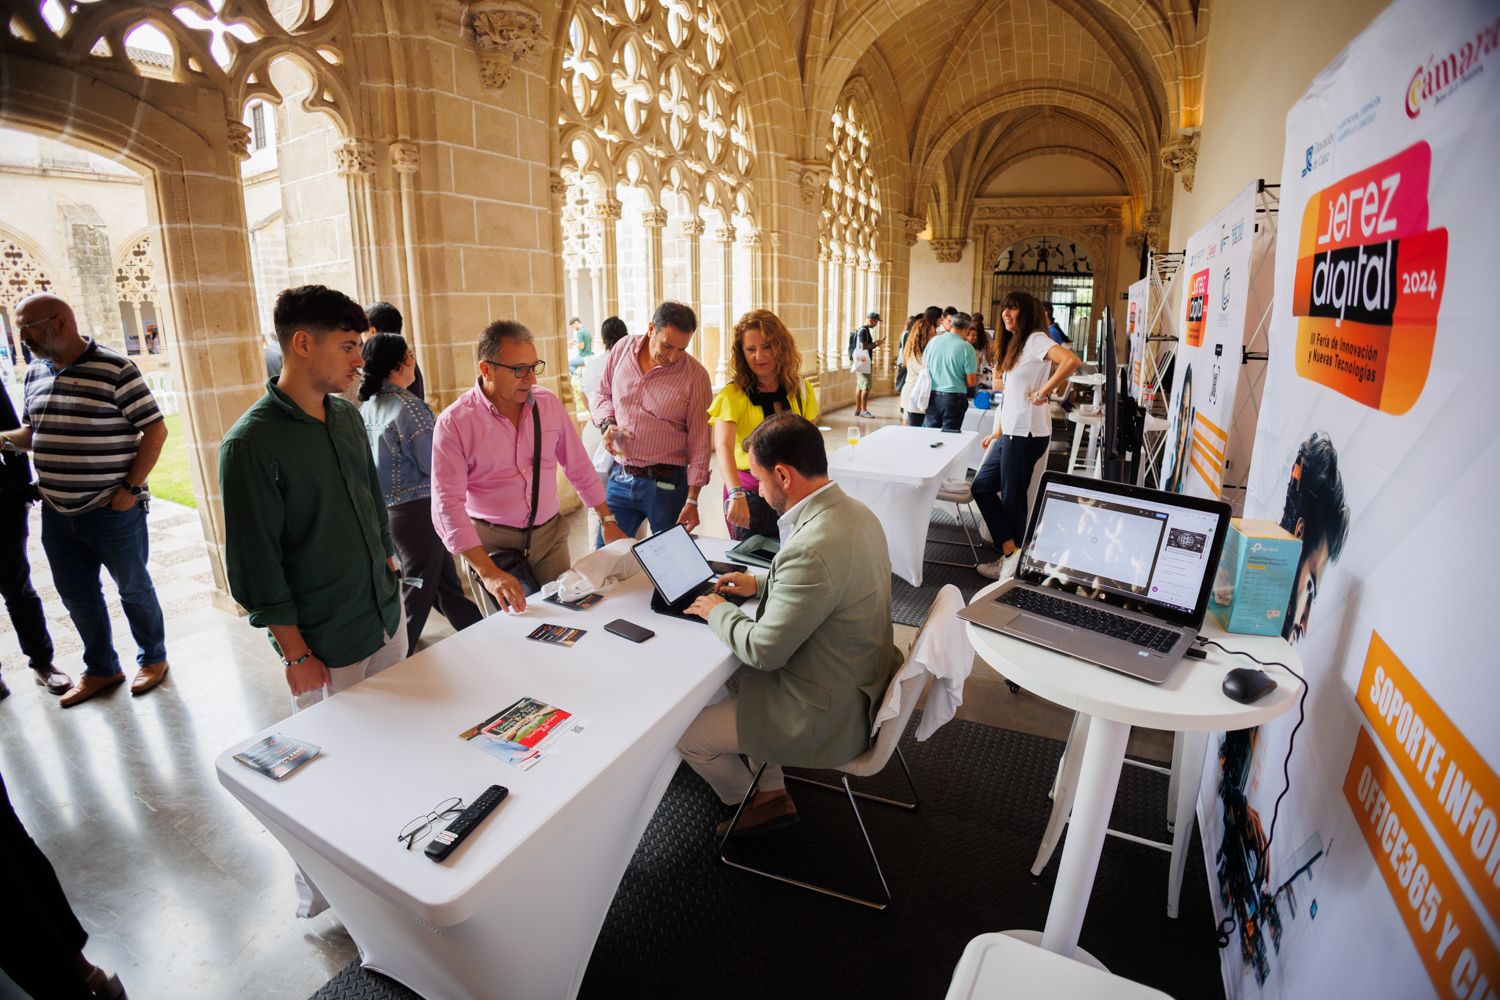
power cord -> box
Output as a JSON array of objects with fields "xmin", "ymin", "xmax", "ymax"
[{"xmin": 1195, "ymin": 636, "xmax": 1307, "ymax": 886}]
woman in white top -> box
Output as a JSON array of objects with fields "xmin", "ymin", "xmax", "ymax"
[
  {"xmin": 898, "ymin": 315, "xmax": 938, "ymax": 425},
  {"xmin": 970, "ymin": 290, "xmax": 1080, "ymax": 579}
]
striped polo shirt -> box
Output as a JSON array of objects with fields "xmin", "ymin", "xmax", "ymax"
[{"xmin": 23, "ymin": 339, "xmax": 163, "ymax": 513}]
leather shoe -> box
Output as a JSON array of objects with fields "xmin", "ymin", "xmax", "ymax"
[
  {"xmin": 60, "ymin": 672, "xmax": 125, "ymax": 708},
  {"xmin": 33, "ymin": 664, "xmax": 73, "ymax": 695},
  {"xmin": 716, "ymin": 794, "xmax": 799, "ymax": 838},
  {"xmin": 130, "ymin": 660, "xmax": 169, "ymax": 696}
]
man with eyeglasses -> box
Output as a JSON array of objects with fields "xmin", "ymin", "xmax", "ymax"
[
  {"xmin": 432, "ymin": 320, "xmax": 624, "ymax": 614},
  {"xmin": 219, "ymin": 284, "xmax": 407, "ymax": 918},
  {"xmin": 591, "ymin": 300, "xmax": 712, "ymax": 541},
  {"xmin": 2, "ymin": 293, "xmax": 170, "ymax": 708}
]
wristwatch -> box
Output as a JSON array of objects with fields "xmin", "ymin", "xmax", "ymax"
[{"xmin": 121, "ymin": 482, "xmax": 146, "ymax": 496}]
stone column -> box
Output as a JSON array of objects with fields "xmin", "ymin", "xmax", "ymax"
[
  {"xmin": 389, "ymin": 139, "xmax": 426, "ymax": 358},
  {"xmin": 680, "ymin": 217, "xmax": 704, "ymax": 358},
  {"xmin": 335, "ymin": 137, "xmax": 377, "ymax": 304},
  {"xmin": 713, "ymin": 225, "xmax": 736, "ymax": 385},
  {"xmin": 592, "ymin": 198, "xmax": 622, "ymax": 319},
  {"xmin": 814, "ymin": 242, "xmax": 829, "ymax": 375},
  {"xmin": 825, "ymin": 250, "xmax": 844, "ymax": 371},
  {"xmin": 641, "ymin": 204, "xmax": 668, "ymax": 313}
]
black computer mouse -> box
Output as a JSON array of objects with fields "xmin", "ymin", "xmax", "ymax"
[{"xmin": 1222, "ymin": 667, "xmax": 1277, "ymax": 704}]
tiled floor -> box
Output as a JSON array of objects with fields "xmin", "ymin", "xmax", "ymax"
[{"xmin": 0, "ymin": 398, "xmax": 1169, "ymax": 999}]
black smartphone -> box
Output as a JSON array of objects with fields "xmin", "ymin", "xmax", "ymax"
[
  {"xmin": 928, "ymin": 441, "xmax": 945, "ymax": 448},
  {"xmin": 604, "ymin": 619, "xmax": 655, "ymax": 643},
  {"xmin": 706, "ymin": 560, "xmax": 748, "ymax": 575}
]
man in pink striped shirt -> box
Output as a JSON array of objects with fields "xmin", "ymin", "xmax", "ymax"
[
  {"xmin": 592, "ymin": 301, "xmax": 712, "ymax": 540},
  {"xmin": 432, "ymin": 321, "xmax": 625, "ymax": 613}
]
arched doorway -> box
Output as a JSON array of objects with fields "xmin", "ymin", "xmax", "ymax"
[{"xmin": 990, "ymin": 235, "xmax": 1096, "ymax": 358}]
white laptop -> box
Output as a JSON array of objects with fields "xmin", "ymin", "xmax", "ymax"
[{"xmin": 959, "ymin": 472, "xmax": 1231, "ymax": 683}]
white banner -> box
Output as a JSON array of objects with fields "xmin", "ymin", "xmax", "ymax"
[
  {"xmin": 1160, "ymin": 182, "xmax": 1258, "ymax": 499},
  {"xmin": 1126, "ymin": 276, "xmax": 1151, "ymax": 402},
  {"xmin": 1197, "ymin": 2, "xmax": 1500, "ymax": 998}
]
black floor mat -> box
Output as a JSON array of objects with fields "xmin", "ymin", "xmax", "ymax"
[{"xmin": 309, "ymin": 715, "xmax": 1225, "ymax": 1000}]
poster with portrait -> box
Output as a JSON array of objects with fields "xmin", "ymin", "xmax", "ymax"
[
  {"xmin": 1126, "ymin": 276, "xmax": 1151, "ymax": 402},
  {"xmin": 1159, "ymin": 182, "xmax": 1258, "ymax": 499},
  {"xmin": 1196, "ymin": 2, "xmax": 1500, "ymax": 998}
]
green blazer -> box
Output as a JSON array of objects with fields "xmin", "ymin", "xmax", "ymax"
[{"xmin": 708, "ymin": 483, "xmax": 902, "ymax": 769}]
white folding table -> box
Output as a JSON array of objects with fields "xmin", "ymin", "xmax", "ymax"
[
  {"xmin": 216, "ymin": 542, "xmax": 747, "ymax": 1000},
  {"xmin": 827, "ymin": 424, "xmax": 978, "ymax": 586}
]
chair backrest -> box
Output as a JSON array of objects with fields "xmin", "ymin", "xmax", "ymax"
[{"xmin": 840, "ymin": 586, "xmax": 963, "ymax": 778}]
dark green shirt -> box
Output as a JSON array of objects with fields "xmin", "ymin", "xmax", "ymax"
[{"xmin": 219, "ymin": 381, "xmax": 400, "ymax": 668}]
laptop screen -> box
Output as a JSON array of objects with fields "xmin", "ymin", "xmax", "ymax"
[
  {"xmin": 1020, "ymin": 478, "xmax": 1224, "ymax": 620},
  {"xmin": 632, "ymin": 525, "xmax": 713, "ymax": 605}
]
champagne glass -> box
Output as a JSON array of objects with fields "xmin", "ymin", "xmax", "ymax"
[{"xmin": 846, "ymin": 425, "xmax": 860, "ymax": 459}]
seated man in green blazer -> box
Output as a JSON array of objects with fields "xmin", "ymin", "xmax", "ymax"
[{"xmin": 681, "ymin": 412, "xmax": 902, "ymax": 835}]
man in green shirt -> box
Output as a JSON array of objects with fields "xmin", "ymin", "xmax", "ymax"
[
  {"xmin": 568, "ymin": 316, "xmax": 593, "ymax": 376},
  {"xmin": 922, "ymin": 312, "xmax": 978, "ymax": 430},
  {"xmin": 219, "ymin": 284, "xmax": 406, "ymax": 916}
]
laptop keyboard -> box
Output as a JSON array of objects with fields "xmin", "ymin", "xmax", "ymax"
[{"xmin": 998, "ymin": 588, "xmax": 1180, "ymax": 653}]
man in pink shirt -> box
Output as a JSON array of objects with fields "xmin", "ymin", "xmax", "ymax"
[
  {"xmin": 592, "ymin": 301, "xmax": 712, "ymax": 540},
  {"xmin": 432, "ymin": 321, "xmax": 625, "ymax": 613}
]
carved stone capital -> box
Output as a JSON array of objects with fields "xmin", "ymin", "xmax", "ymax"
[
  {"xmin": 742, "ymin": 228, "xmax": 767, "ymax": 248},
  {"xmin": 767, "ymin": 231, "xmax": 783, "ymax": 249},
  {"xmin": 590, "ymin": 199, "xmax": 622, "ymax": 221},
  {"xmin": 227, "ymin": 119, "xmax": 252, "ymax": 161},
  {"xmin": 791, "ymin": 159, "xmax": 831, "ymax": 206},
  {"xmin": 463, "ymin": 1, "xmax": 543, "ymax": 92},
  {"xmin": 335, "ymin": 138, "xmax": 376, "ymax": 176},
  {"xmin": 713, "ymin": 225, "xmax": 737, "ymax": 245},
  {"xmin": 548, "ymin": 171, "xmax": 567, "ymax": 196},
  {"xmin": 929, "ymin": 238, "xmax": 967, "ymax": 263},
  {"xmin": 640, "ymin": 206, "xmax": 670, "ymax": 228},
  {"xmin": 390, "ymin": 140, "xmax": 420, "ymax": 174},
  {"xmin": 899, "ymin": 213, "xmax": 926, "ymax": 248},
  {"xmin": 1160, "ymin": 130, "xmax": 1200, "ymax": 192},
  {"xmin": 679, "ymin": 217, "xmax": 706, "ymax": 238}
]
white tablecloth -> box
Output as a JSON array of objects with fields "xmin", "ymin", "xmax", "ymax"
[
  {"xmin": 827, "ymin": 425, "xmax": 978, "ymax": 586},
  {"xmin": 961, "ymin": 404, "xmax": 995, "ymax": 471},
  {"xmin": 216, "ymin": 543, "xmax": 747, "ymax": 1000}
]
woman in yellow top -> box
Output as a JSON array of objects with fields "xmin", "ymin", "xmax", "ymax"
[{"xmin": 707, "ymin": 309, "xmax": 820, "ymax": 539}]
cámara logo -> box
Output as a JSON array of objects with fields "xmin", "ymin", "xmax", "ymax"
[{"xmin": 1405, "ymin": 16, "xmax": 1499, "ymax": 118}]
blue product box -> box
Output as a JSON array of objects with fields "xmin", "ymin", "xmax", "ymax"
[{"xmin": 1210, "ymin": 519, "xmax": 1302, "ymax": 636}]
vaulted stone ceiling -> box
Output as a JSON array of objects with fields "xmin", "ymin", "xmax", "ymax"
[{"xmin": 778, "ymin": 0, "xmax": 1208, "ymax": 247}]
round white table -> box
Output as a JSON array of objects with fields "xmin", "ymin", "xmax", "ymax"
[{"xmin": 964, "ymin": 581, "xmax": 1303, "ymax": 961}]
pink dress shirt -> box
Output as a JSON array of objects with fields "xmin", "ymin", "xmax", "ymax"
[
  {"xmin": 431, "ymin": 384, "xmax": 605, "ymax": 554},
  {"xmin": 591, "ymin": 334, "xmax": 713, "ymax": 487}
]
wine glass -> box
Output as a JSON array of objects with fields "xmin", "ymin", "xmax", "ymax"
[{"xmin": 846, "ymin": 425, "xmax": 860, "ymax": 458}]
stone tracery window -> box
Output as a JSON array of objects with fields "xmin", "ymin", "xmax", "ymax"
[
  {"xmin": 114, "ymin": 233, "xmax": 167, "ymax": 359},
  {"xmin": 819, "ymin": 96, "xmax": 883, "ymax": 371},
  {"xmin": 557, "ymin": 0, "xmax": 758, "ymax": 385},
  {"xmin": 0, "ymin": 238, "xmax": 54, "ymax": 368}
]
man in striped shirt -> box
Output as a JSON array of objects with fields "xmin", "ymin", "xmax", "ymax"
[
  {"xmin": 592, "ymin": 301, "xmax": 712, "ymax": 540},
  {"xmin": 2, "ymin": 294, "xmax": 171, "ymax": 707}
]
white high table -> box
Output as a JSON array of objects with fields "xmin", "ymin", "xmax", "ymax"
[
  {"xmin": 964, "ymin": 581, "xmax": 1302, "ymax": 961},
  {"xmin": 827, "ymin": 424, "xmax": 978, "ymax": 586},
  {"xmin": 216, "ymin": 542, "xmax": 747, "ymax": 1000}
]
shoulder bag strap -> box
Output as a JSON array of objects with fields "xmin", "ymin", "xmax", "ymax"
[{"xmin": 522, "ymin": 398, "xmax": 542, "ymax": 557}]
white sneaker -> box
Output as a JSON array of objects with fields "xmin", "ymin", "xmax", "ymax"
[{"xmin": 975, "ymin": 553, "xmax": 1020, "ymax": 581}]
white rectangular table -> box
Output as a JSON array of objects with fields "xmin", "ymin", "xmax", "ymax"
[
  {"xmin": 826, "ymin": 425, "xmax": 978, "ymax": 586},
  {"xmin": 216, "ymin": 543, "xmax": 746, "ymax": 1000}
]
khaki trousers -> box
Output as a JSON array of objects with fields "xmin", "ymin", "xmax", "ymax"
[
  {"xmin": 676, "ymin": 693, "xmax": 786, "ymax": 806},
  {"xmin": 470, "ymin": 513, "xmax": 572, "ymax": 590}
]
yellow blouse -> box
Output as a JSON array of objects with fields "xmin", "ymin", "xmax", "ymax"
[{"xmin": 706, "ymin": 379, "xmax": 820, "ymax": 471}]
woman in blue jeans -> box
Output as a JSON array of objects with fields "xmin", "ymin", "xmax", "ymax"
[{"xmin": 971, "ymin": 291, "xmax": 1079, "ymax": 579}]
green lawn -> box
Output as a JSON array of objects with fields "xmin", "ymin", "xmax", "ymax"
[{"xmin": 151, "ymin": 413, "xmax": 197, "ymax": 509}]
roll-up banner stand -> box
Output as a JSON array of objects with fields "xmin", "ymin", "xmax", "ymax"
[{"xmin": 1197, "ymin": 2, "xmax": 1500, "ymax": 998}]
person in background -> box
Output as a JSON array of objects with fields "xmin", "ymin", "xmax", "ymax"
[
  {"xmin": 359, "ymin": 333, "xmax": 482, "ymax": 654},
  {"xmin": 580, "ymin": 316, "xmax": 627, "ymax": 411},
  {"xmin": 592, "ymin": 301, "xmax": 711, "ymax": 540},
  {"xmin": 1044, "ymin": 303, "xmax": 1070, "ymax": 345},
  {"xmin": 893, "ymin": 314, "xmax": 918, "ymax": 394},
  {"xmin": 965, "ymin": 321, "xmax": 994, "ymax": 396},
  {"xmin": 850, "ymin": 311, "xmax": 882, "ymax": 418},
  {"xmin": 898, "ymin": 313, "xmax": 937, "ymax": 426},
  {"xmin": 4, "ymin": 293, "xmax": 170, "ymax": 708},
  {"xmin": 432, "ymin": 321, "xmax": 625, "ymax": 614},
  {"xmin": 219, "ymin": 284, "xmax": 406, "ymax": 918},
  {"xmin": 0, "ymin": 385, "xmax": 69, "ymax": 700},
  {"xmin": 708, "ymin": 309, "xmax": 819, "ymax": 541},
  {"xmin": 0, "ymin": 771, "xmax": 126, "ymax": 997},
  {"xmin": 678, "ymin": 413, "xmax": 901, "ymax": 836},
  {"xmin": 971, "ymin": 290, "xmax": 1080, "ymax": 579},
  {"xmin": 262, "ymin": 330, "xmax": 283, "ymax": 380},
  {"xmin": 365, "ymin": 301, "xmax": 424, "ymax": 401},
  {"xmin": 567, "ymin": 317, "xmax": 593, "ymax": 377},
  {"xmin": 922, "ymin": 311, "xmax": 977, "ymax": 430}
]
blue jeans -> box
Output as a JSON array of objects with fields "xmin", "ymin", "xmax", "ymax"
[
  {"xmin": 568, "ymin": 355, "xmax": 588, "ymax": 375},
  {"xmin": 600, "ymin": 464, "xmax": 689, "ymax": 545},
  {"xmin": 971, "ymin": 434, "xmax": 1050, "ymax": 554},
  {"xmin": 41, "ymin": 502, "xmax": 167, "ymax": 677},
  {"xmin": 923, "ymin": 391, "xmax": 968, "ymax": 431}
]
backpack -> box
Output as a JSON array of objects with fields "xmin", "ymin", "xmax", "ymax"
[{"xmin": 847, "ymin": 328, "xmax": 863, "ymax": 359}]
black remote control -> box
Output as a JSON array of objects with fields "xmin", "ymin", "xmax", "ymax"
[{"xmin": 424, "ymin": 785, "xmax": 509, "ymax": 862}]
